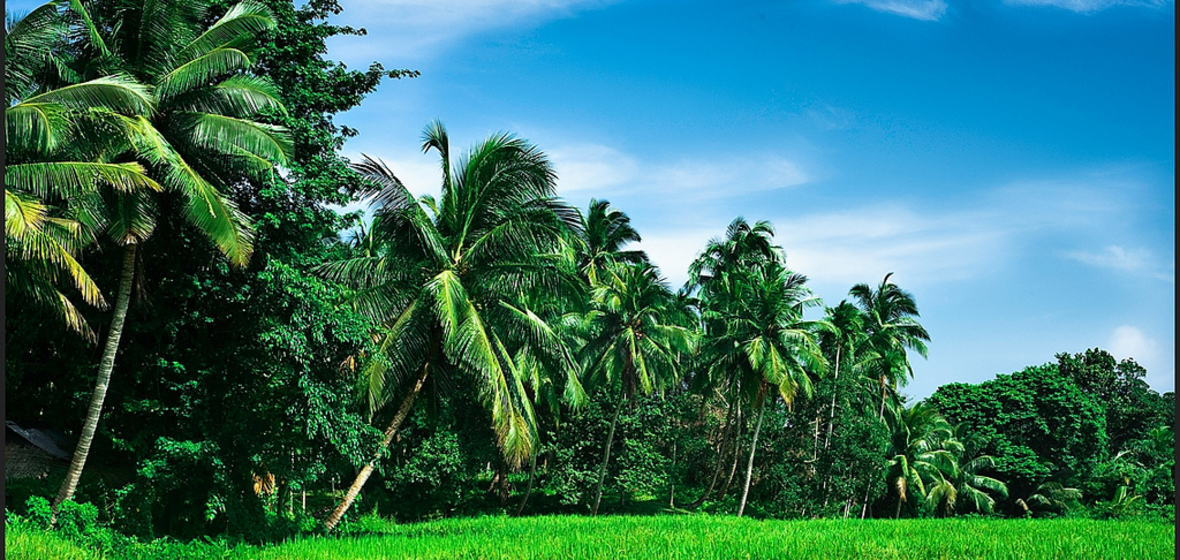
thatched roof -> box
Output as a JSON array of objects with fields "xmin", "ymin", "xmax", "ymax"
[{"xmin": 6, "ymin": 420, "xmax": 70, "ymax": 459}]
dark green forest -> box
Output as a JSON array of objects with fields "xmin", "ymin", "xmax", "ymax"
[{"xmin": 4, "ymin": 0, "xmax": 1174, "ymax": 547}]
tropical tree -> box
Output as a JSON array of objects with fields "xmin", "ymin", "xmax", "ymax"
[
  {"xmin": 1015, "ymin": 482, "xmax": 1082, "ymax": 516},
  {"xmin": 884, "ymin": 402, "xmax": 958, "ymax": 518},
  {"xmin": 575, "ymin": 198, "xmax": 646, "ymax": 285},
  {"xmin": 577, "ymin": 260, "xmax": 695, "ymax": 515},
  {"xmin": 849, "ymin": 273, "xmax": 930, "ymax": 420},
  {"xmin": 47, "ymin": 0, "xmax": 292, "ymax": 509},
  {"xmin": 315, "ymin": 122, "xmax": 584, "ymax": 531},
  {"xmin": 705, "ymin": 261, "xmax": 826, "ymax": 517},
  {"xmin": 5, "ymin": 2, "xmax": 161, "ymax": 337},
  {"xmin": 682, "ymin": 218, "xmax": 781, "ymax": 507}
]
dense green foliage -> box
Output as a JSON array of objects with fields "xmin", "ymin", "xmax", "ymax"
[{"xmin": 5, "ymin": 0, "xmax": 1173, "ymax": 555}]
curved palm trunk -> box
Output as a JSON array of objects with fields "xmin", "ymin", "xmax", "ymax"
[
  {"xmin": 54, "ymin": 244, "xmax": 137, "ymax": 510},
  {"xmin": 514, "ymin": 452, "xmax": 539, "ymax": 516},
  {"xmin": 323, "ymin": 367, "xmax": 429, "ymax": 532},
  {"xmin": 590, "ymin": 393, "xmax": 625, "ymax": 516},
  {"xmin": 736, "ymin": 402, "xmax": 766, "ymax": 518}
]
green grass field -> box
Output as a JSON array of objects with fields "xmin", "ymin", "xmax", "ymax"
[{"xmin": 7, "ymin": 516, "xmax": 1175, "ymax": 560}]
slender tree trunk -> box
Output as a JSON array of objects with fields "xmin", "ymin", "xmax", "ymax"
[
  {"xmin": 736, "ymin": 403, "xmax": 766, "ymax": 518},
  {"xmin": 668, "ymin": 441, "xmax": 677, "ymax": 508},
  {"xmin": 514, "ymin": 452, "xmax": 538, "ymax": 516},
  {"xmin": 323, "ymin": 366, "xmax": 429, "ymax": 532},
  {"xmin": 54, "ymin": 244, "xmax": 137, "ymax": 511},
  {"xmin": 685, "ymin": 399, "xmax": 737, "ymax": 509},
  {"xmin": 861, "ymin": 479, "xmax": 871, "ymax": 519},
  {"xmin": 718, "ymin": 410, "xmax": 744, "ymax": 501},
  {"xmin": 895, "ymin": 493, "xmax": 903, "ymax": 519},
  {"xmin": 878, "ymin": 376, "xmax": 888, "ymax": 420},
  {"xmin": 822, "ymin": 347, "xmax": 841, "ymax": 451},
  {"xmin": 591, "ymin": 393, "xmax": 625, "ymax": 516}
]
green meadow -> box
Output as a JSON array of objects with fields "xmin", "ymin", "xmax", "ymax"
[{"xmin": 8, "ymin": 516, "xmax": 1175, "ymax": 560}]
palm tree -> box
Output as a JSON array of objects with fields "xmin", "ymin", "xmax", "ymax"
[
  {"xmin": 849, "ymin": 273, "xmax": 930, "ymax": 421},
  {"xmin": 48, "ymin": 0, "xmax": 291, "ymax": 509},
  {"xmin": 682, "ymin": 218, "xmax": 781, "ymax": 508},
  {"xmin": 316, "ymin": 122, "xmax": 584, "ymax": 531},
  {"xmin": 5, "ymin": 2, "xmax": 162, "ymax": 337},
  {"xmin": 818, "ymin": 301, "xmax": 867, "ymax": 452},
  {"xmin": 578, "ymin": 260, "xmax": 696, "ymax": 515},
  {"xmin": 1016, "ymin": 482, "xmax": 1082, "ymax": 516},
  {"xmin": 576, "ymin": 199, "xmax": 646, "ymax": 285},
  {"xmin": 884, "ymin": 402, "xmax": 958, "ymax": 518},
  {"xmin": 698, "ymin": 261, "xmax": 826, "ymax": 517}
]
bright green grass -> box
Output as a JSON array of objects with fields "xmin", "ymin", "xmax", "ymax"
[
  {"xmin": 4, "ymin": 524, "xmax": 106, "ymax": 560},
  {"xmin": 252, "ymin": 516, "xmax": 1174, "ymax": 560},
  {"xmin": 8, "ymin": 516, "xmax": 1174, "ymax": 559}
]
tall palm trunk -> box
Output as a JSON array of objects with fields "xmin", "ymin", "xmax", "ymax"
[
  {"xmin": 514, "ymin": 452, "xmax": 539, "ymax": 516},
  {"xmin": 736, "ymin": 401, "xmax": 766, "ymax": 518},
  {"xmin": 323, "ymin": 366, "xmax": 429, "ymax": 532},
  {"xmin": 54, "ymin": 244, "xmax": 137, "ymax": 510},
  {"xmin": 822, "ymin": 346, "xmax": 841, "ymax": 450},
  {"xmin": 591, "ymin": 392, "xmax": 625, "ymax": 516},
  {"xmin": 878, "ymin": 376, "xmax": 888, "ymax": 420}
]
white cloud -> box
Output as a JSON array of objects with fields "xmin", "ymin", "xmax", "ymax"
[
  {"xmin": 1107, "ymin": 326, "xmax": 1170, "ymax": 388},
  {"xmin": 547, "ymin": 142, "xmax": 811, "ymax": 200},
  {"xmin": 1109, "ymin": 325, "xmax": 1159, "ymax": 362},
  {"xmin": 1067, "ymin": 245, "xmax": 1174, "ymax": 281},
  {"xmin": 328, "ymin": 0, "xmax": 614, "ymax": 63},
  {"xmin": 1002, "ymin": 0, "xmax": 1172, "ymax": 13},
  {"xmin": 837, "ymin": 0, "xmax": 948, "ymax": 20}
]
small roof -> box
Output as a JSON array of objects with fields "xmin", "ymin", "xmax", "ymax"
[{"xmin": 6, "ymin": 421, "xmax": 71, "ymax": 459}]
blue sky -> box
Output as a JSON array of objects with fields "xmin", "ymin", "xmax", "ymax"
[
  {"xmin": 11, "ymin": 0, "xmax": 1169, "ymax": 398},
  {"xmin": 318, "ymin": 0, "xmax": 1174, "ymax": 399}
]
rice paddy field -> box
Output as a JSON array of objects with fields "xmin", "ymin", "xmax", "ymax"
[{"xmin": 7, "ymin": 515, "xmax": 1175, "ymax": 560}]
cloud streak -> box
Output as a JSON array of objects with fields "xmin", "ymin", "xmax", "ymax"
[
  {"xmin": 837, "ymin": 0, "xmax": 948, "ymax": 20},
  {"xmin": 547, "ymin": 143, "xmax": 811, "ymax": 201},
  {"xmin": 328, "ymin": 0, "xmax": 614, "ymax": 63},
  {"xmin": 1002, "ymin": 0, "xmax": 1173, "ymax": 13},
  {"xmin": 1067, "ymin": 245, "xmax": 1174, "ymax": 281}
]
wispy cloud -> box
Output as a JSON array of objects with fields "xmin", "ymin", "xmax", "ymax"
[
  {"xmin": 1067, "ymin": 245, "xmax": 1175, "ymax": 281},
  {"xmin": 837, "ymin": 0, "xmax": 948, "ymax": 20},
  {"xmin": 327, "ymin": 0, "xmax": 614, "ymax": 63},
  {"xmin": 1001, "ymin": 0, "xmax": 1172, "ymax": 13},
  {"xmin": 547, "ymin": 143, "xmax": 811, "ymax": 200}
]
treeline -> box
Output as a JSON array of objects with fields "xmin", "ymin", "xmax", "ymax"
[{"xmin": 4, "ymin": 0, "xmax": 1174, "ymax": 546}]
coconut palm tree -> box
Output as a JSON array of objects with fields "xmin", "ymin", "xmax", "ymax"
[
  {"xmin": 697, "ymin": 261, "xmax": 826, "ymax": 517},
  {"xmin": 48, "ymin": 0, "xmax": 291, "ymax": 509},
  {"xmin": 5, "ymin": 2, "xmax": 162, "ymax": 337},
  {"xmin": 578, "ymin": 260, "xmax": 696, "ymax": 515},
  {"xmin": 315, "ymin": 122, "xmax": 585, "ymax": 531},
  {"xmin": 849, "ymin": 273, "xmax": 930, "ymax": 421},
  {"xmin": 575, "ymin": 199, "xmax": 646, "ymax": 286},
  {"xmin": 1016, "ymin": 482, "xmax": 1082, "ymax": 516},
  {"xmin": 884, "ymin": 402, "xmax": 958, "ymax": 518}
]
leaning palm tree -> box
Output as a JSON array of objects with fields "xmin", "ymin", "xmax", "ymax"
[
  {"xmin": 578, "ymin": 260, "xmax": 696, "ymax": 515},
  {"xmin": 849, "ymin": 273, "xmax": 930, "ymax": 420},
  {"xmin": 316, "ymin": 122, "xmax": 585, "ymax": 531},
  {"xmin": 5, "ymin": 2, "xmax": 161, "ymax": 337},
  {"xmin": 49, "ymin": 0, "xmax": 291, "ymax": 509}
]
